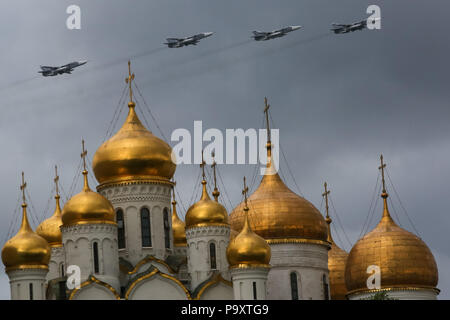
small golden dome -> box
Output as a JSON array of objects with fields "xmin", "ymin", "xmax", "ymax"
[
  {"xmin": 93, "ymin": 101, "xmax": 175, "ymax": 185},
  {"xmin": 227, "ymin": 206, "xmax": 271, "ymax": 268},
  {"xmin": 230, "ymin": 163, "xmax": 327, "ymax": 243},
  {"xmin": 185, "ymin": 180, "xmax": 228, "ymax": 229},
  {"xmin": 62, "ymin": 169, "xmax": 115, "ymax": 227},
  {"xmin": 2, "ymin": 199, "xmax": 50, "ymax": 271},
  {"xmin": 36, "ymin": 194, "xmax": 63, "ymax": 247},
  {"xmin": 345, "ymin": 195, "xmax": 438, "ymax": 293},
  {"xmin": 172, "ymin": 198, "xmax": 186, "ymax": 247}
]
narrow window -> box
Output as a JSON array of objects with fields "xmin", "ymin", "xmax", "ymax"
[
  {"xmin": 116, "ymin": 209, "xmax": 126, "ymax": 249},
  {"xmin": 163, "ymin": 208, "xmax": 170, "ymax": 249},
  {"xmin": 290, "ymin": 272, "xmax": 299, "ymax": 300},
  {"xmin": 210, "ymin": 243, "xmax": 217, "ymax": 269},
  {"xmin": 141, "ymin": 208, "xmax": 152, "ymax": 247},
  {"xmin": 253, "ymin": 282, "xmax": 257, "ymax": 300},
  {"xmin": 29, "ymin": 283, "xmax": 33, "ymax": 300},
  {"xmin": 61, "ymin": 263, "xmax": 65, "ymax": 277},
  {"xmin": 93, "ymin": 242, "xmax": 99, "ymax": 274},
  {"xmin": 323, "ymin": 274, "xmax": 329, "ymax": 300}
]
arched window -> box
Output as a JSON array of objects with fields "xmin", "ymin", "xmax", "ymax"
[
  {"xmin": 93, "ymin": 242, "xmax": 99, "ymax": 274},
  {"xmin": 210, "ymin": 242, "xmax": 217, "ymax": 269},
  {"xmin": 29, "ymin": 283, "xmax": 33, "ymax": 300},
  {"xmin": 252, "ymin": 282, "xmax": 257, "ymax": 300},
  {"xmin": 290, "ymin": 272, "xmax": 299, "ymax": 300},
  {"xmin": 323, "ymin": 274, "xmax": 329, "ymax": 300},
  {"xmin": 163, "ymin": 208, "xmax": 170, "ymax": 249},
  {"xmin": 141, "ymin": 208, "xmax": 152, "ymax": 247},
  {"xmin": 116, "ymin": 209, "xmax": 126, "ymax": 249}
]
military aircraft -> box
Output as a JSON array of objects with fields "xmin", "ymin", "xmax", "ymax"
[
  {"xmin": 331, "ymin": 19, "xmax": 372, "ymax": 34},
  {"xmin": 252, "ymin": 26, "xmax": 302, "ymax": 41},
  {"xmin": 38, "ymin": 60, "xmax": 87, "ymax": 76},
  {"xmin": 165, "ymin": 32, "xmax": 214, "ymax": 48}
]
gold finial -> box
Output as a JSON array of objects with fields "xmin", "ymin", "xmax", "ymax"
[
  {"xmin": 20, "ymin": 171, "xmax": 27, "ymax": 205},
  {"xmin": 125, "ymin": 60, "xmax": 135, "ymax": 103},
  {"xmin": 322, "ymin": 182, "xmax": 333, "ymax": 243},
  {"xmin": 80, "ymin": 139, "xmax": 90, "ymax": 191},
  {"xmin": 54, "ymin": 165, "xmax": 60, "ymax": 198},
  {"xmin": 242, "ymin": 176, "xmax": 249, "ymax": 211},
  {"xmin": 264, "ymin": 97, "xmax": 271, "ymax": 146},
  {"xmin": 211, "ymin": 151, "xmax": 220, "ymax": 201},
  {"xmin": 379, "ymin": 154, "xmax": 388, "ymax": 197},
  {"xmin": 200, "ymin": 150, "xmax": 206, "ymax": 181}
]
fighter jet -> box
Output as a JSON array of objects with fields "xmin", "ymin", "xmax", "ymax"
[
  {"xmin": 165, "ymin": 32, "xmax": 214, "ymax": 48},
  {"xmin": 38, "ymin": 60, "xmax": 87, "ymax": 76},
  {"xmin": 252, "ymin": 26, "xmax": 302, "ymax": 41},
  {"xmin": 331, "ymin": 20, "xmax": 368, "ymax": 34}
]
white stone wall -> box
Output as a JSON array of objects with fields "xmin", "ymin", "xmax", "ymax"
[
  {"xmin": 98, "ymin": 182, "xmax": 173, "ymax": 265},
  {"xmin": 61, "ymin": 223, "xmax": 120, "ymax": 291},
  {"xmin": 348, "ymin": 288, "xmax": 438, "ymax": 300},
  {"xmin": 71, "ymin": 283, "xmax": 118, "ymax": 300},
  {"xmin": 231, "ymin": 267, "xmax": 269, "ymax": 300},
  {"xmin": 7, "ymin": 269, "xmax": 48, "ymax": 300},
  {"xmin": 199, "ymin": 281, "xmax": 234, "ymax": 300},
  {"xmin": 47, "ymin": 246, "xmax": 65, "ymax": 281},
  {"xmin": 267, "ymin": 243, "xmax": 329, "ymax": 300},
  {"xmin": 186, "ymin": 225, "xmax": 230, "ymax": 290}
]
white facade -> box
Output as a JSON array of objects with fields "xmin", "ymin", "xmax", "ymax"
[
  {"xmin": 7, "ymin": 268, "xmax": 48, "ymax": 300},
  {"xmin": 47, "ymin": 246, "xmax": 65, "ymax": 281},
  {"xmin": 61, "ymin": 223, "xmax": 120, "ymax": 292},
  {"xmin": 231, "ymin": 266, "xmax": 270, "ymax": 300},
  {"xmin": 98, "ymin": 181, "xmax": 173, "ymax": 265},
  {"xmin": 186, "ymin": 225, "xmax": 230, "ymax": 290},
  {"xmin": 267, "ymin": 242, "xmax": 330, "ymax": 300}
]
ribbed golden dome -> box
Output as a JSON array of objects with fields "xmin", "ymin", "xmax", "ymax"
[
  {"xmin": 325, "ymin": 216, "xmax": 348, "ymax": 300},
  {"xmin": 227, "ymin": 206, "xmax": 271, "ymax": 268},
  {"xmin": 230, "ymin": 229, "xmax": 239, "ymax": 240},
  {"xmin": 36, "ymin": 193, "xmax": 63, "ymax": 247},
  {"xmin": 92, "ymin": 101, "xmax": 176, "ymax": 185},
  {"xmin": 230, "ymin": 159, "xmax": 327, "ymax": 243},
  {"xmin": 62, "ymin": 171, "xmax": 116, "ymax": 226},
  {"xmin": 2, "ymin": 203, "xmax": 51, "ymax": 271},
  {"xmin": 172, "ymin": 198, "xmax": 186, "ymax": 247},
  {"xmin": 185, "ymin": 180, "xmax": 228, "ymax": 229},
  {"xmin": 345, "ymin": 194, "xmax": 438, "ymax": 294}
]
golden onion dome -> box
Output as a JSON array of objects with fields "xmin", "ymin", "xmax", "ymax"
[
  {"xmin": 230, "ymin": 229, "xmax": 239, "ymax": 240},
  {"xmin": 62, "ymin": 168, "xmax": 116, "ymax": 227},
  {"xmin": 36, "ymin": 193, "xmax": 63, "ymax": 247},
  {"xmin": 172, "ymin": 198, "xmax": 187, "ymax": 247},
  {"xmin": 325, "ymin": 214, "xmax": 348, "ymax": 300},
  {"xmin": 92, "ymin": 100, "xmax": 175, "ymax": 185},
  {"xmin": 2, "ymin": 197, "xmax": 50, "ymax": 271},
  {"xmin": 185, "ymin": 179, "xmax": 228, "ymax": 229},
  {"xmin": 227, "ymin": 204, "xmax": 271, "ymax": 268},
  {"xmin": 229, "ymin": 153, "xmax": 327, "ymax": 244},
  {"xmin": 345, "ymin": 194, "xmax": 438, "ymax": 294}
]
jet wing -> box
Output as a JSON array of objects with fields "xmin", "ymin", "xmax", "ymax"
[{"xmin": 40, "ymin": 66, "xmax": 57, "ymax": 71}]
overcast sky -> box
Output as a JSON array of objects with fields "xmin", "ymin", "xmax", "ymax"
[{"xmin": 0, "ymin": 0, "xmax": 448, "ymax": 299}]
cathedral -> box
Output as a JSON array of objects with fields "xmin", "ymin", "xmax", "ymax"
[{"xmin": 1, "ymin": 63, "xmax": 440, "ymax": 300}]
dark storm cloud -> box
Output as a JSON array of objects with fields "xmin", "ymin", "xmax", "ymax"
[{"xmin": 0, "ymin": 0, "xmax": 448, "ymax": 299}]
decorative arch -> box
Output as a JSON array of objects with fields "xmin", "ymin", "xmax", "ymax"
[
  {"xmin": 125, "ymin": 266, "xmax": 191, "ymax": 300},
  {"xmin": 68, "ymin": 275, "xmax": 120, "ymax": 300},
  {"xmin": 127, "ymin": 255, "xmax": 177, "ymax": 275},
  {"xmin": 193, "ymin": 273, "xmax": 233, "ymax": 300}
]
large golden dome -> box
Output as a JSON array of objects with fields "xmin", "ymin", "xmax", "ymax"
[
  {"xmin": 36, "ymin": 193, "xmax": 63, "ymax": 247},
  {"xmin": 62, "ymin": 170, "xmax": 116, "ymax": 227},
  {"xmin": 172, "ymin": 197, "xmax": 187, "ymax": 247},
  {"xmin": 92, "ymin": 101, "xmax": 175, "ymax": 185},
  {"xmin": 230, "ymin": 159, "xmax": 327, "ymax": 244},
  {"xmin": 227, "ymin": 205, "xmax": 271, "ymax": 268},
  {"xmin": 2, "ymin": 203, "xmax": 51, "ymax": 272},
  {"xmin": 345, "ymin": 193, "xmax": 438, "ymax": 294},
  {"xmin": 185, "ymin": 180, "xmax": 228, "ymax": 229}
]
